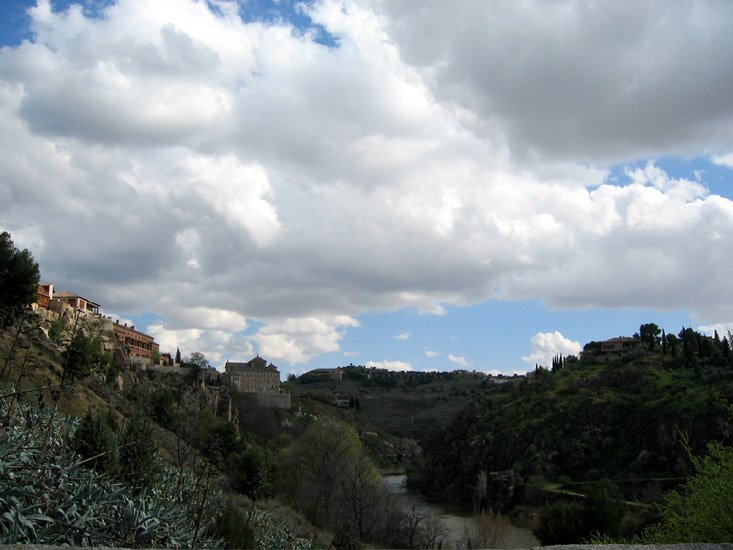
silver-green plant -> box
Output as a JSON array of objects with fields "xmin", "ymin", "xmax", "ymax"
[{"xmin": 0, "ymin": 395, "xmax": 222, "ymax": 547}]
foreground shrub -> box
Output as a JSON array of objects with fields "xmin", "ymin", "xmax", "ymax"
[
  {"xmin": 642, "ymin": 441, "xmax": 733, "ymax": 543},
  {"xmin": 0, "ymin": 397, "xmax": 222, "ymax": 547}
]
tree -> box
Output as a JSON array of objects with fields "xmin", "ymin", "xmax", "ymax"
[
  {"xmin": 643, "ymin": 442, "xmax": 733, "ymax": 543},
  {"xmin": 63, "ymin": 332, "xmax": 107, "ymax": 378},
  {"xmin": 187, "ymin": 351, "xmax": 210, "ymax": 368},
  {"xmin": 638, "ymin": 323, "xmax": 661, "ymax": 351},
  {"xmin": 534, "ymin": 480, "xmax": 625, "ymax": 544},
  {"xmin": 280, "ymin": 419, "xmax": 389, "ymax": 544},
  {"xmin": 0, "ymin": 231, "xmax": 40, "ymax": 326},
  {"xmin": 175, "ymin": 347, "xmax": 181, "ymax": 365},
  {"xmin": 661, "ymin": 329, "xmax": 667, "ymax": 355}
]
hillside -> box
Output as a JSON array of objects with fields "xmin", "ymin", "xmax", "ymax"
[
  {"xmin": 0, "ymin": 318, "xmax": 324, "ymax": 548},
  {"xmin": 291, "ymin": 365, "xmax": 514, "ymax": 444},
  {"xmin": 411, "ymin": 338, "xmax": 733, "ymax": 509}
]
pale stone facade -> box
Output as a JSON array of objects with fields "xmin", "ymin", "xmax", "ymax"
[{"xmin": 222, "ymin": 356, "xmax": 280, "ymax": 393}]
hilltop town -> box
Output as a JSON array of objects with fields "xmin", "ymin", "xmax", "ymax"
[{"xmin": 32, "ymin": 282, "xmax": 291, "ymax": 408}]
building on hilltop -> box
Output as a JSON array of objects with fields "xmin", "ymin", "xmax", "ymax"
[
  {"xmin": 221, "ymin": 356, "xmax": 290, "ymax": 408},
  {"xmin": 51, "ymin": 290, "xmax": 101, "ymax": 316},
  {"xmin": 35, "ymin": 283, "xmax": 54, "ymax": 310},
  {"xmin": 580, "ymin": 336, "xmax": 640, "ymax": 363},
  {"xmin": 103, "ymin": 318, "xmax": 159, "ymax": 364},
  {"xmin": 304, "ymin": 367, "xmax": 343, "ymax": 381},
  {"xmin": 222, "ymin": 356, "xmax": 280, "ymax": 393},
  {"xmin": 600, "ymin": 337, "xmax": 638, "ymax": 354}
]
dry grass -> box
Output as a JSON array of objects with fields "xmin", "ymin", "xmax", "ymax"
[{"xmin": 461, "ymin": 509, "xmax": 512, "ymax": 549}]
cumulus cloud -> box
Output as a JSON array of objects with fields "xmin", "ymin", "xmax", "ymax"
[
  {"xmin": 1, "ymin": 0, "xmax": 733, "ymax": 366},
  {"xmin": 522, "ymin": 332, "xmax": 583, "ymax": 368},
  {"xmin": 448, "ymin": 354, "xmax": 470, "ymax": 367},
  {"xmin": 394, "ymin": 331, "xmax": 411, "ymax": 340},
  {"xmin": 146, "ymin": 323, "xmax": 254, "ymax": 369},
  {"xmin": 425, "ymin": 349, "xmax": 438, "ymax": 358},
  {"xmin": 374, "ymin": 0, "xmax": 733, "ymax": 164},
  {"xmin": 253, "ymin": 316, "xmax": 359, "ymax": 364},
  {"xmin": 713, "ymin": 153, "xmax": 733, "ymax": 168},
  {"xmin": 366, "ymin": 360, "xmax": 413, "ymax": 372}
]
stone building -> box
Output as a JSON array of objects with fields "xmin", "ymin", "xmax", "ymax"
[
  {"xmin": 51, "ymin": 291, "xmax": 101, "ymax": 316},
  {"xmin": 221, "ymin": 356, "xmax": 290, "ymax": 408},
  {"xmin": 222, "ymin": 356, "xmax": 280, "ymax": 393},
  {"xmin": 104, "ymin": 318, "xmax": 159, "ymax": 364},
  {"xmin": 35, "ymin": 283, "xmax": 54, "ymax": 310}
]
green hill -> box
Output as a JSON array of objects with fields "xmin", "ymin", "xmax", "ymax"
[{"xmin": 411, "ymin": 337, "xmax": 733, "ymax": 508}]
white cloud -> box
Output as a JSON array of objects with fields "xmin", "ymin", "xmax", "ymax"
[
  {"xmin": 522, "ymin": 332, "xmax": 582, "ymax": 368},
  {"xmin": 146, "ymin": 323, "xmax": 254, "ymax": 370},
  {"xmin": 366, "ymin": 360, "xmax": 413, "ymax": 372},
  {"xmin": 448, "ymin": 354, "xmax": 470, "ymax": 367},
  {"xmin": 394, "ymin": 331, "xmax": 411, "ymax": 340},
  {"xmin": 713, "ymin": 153, "xmax": 733, "ymax": 168},
  {"xmin": 1, "ymin": 0, "xmax": 733, "ymax": 366},
  {"xmin": 253, "ymin": 315, "xmax": 359, "ymax": 364},
  {"xmin": 425, "ymin": 349, "xmax": 438, "ymax": 358},
  {"xmin": 697, "ymin": 323, "xmax": 733, "ymax": 339}
]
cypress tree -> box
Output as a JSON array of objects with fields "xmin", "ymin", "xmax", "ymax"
[{"xmin": 662, "ymin": 329, "xmax": 667, "ymax": 355}]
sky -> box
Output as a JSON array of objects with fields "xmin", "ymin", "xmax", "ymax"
[{"xmin": 1, "ymin": 0, "xmax": 733, "ymax": 377}]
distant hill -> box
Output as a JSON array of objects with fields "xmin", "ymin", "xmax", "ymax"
[
  {"xmin": 292, "ymin": 365, "xmax": 519, "ymax": 444},
  {"xmin": 410, "ymin": 332, "xmax": 733, "ymax": 508}
]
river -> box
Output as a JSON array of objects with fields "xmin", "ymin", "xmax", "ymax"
[{"xmin": 383, "ymin": 474, "xmax": 539, "ymax": 549}]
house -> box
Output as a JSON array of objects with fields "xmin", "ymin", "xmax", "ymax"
[
  {"xmin": 331, "ymin": 394, "xmax": 351, "ymax": 407},
  {"xmin": 111, "ymin": 320, "xmax": 159, "ymax": 363},
  {"xmin": 35, "ymin": 283, "xmax": 54, "ymax": 310},
  {"xmin": 51, "ymin": 291, "xmax": 101, "ymax": 316},
  {"xmin": 600, "ymin": 337, "xmax": 638, "ymax": 354}
]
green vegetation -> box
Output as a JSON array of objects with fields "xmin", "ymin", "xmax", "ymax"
[
  {"xmin": 293, "ymin": 365, "xmax": 494, "ymax": 443},
  {"xmin": 0, "ymin": 397, "xmax": 223, "ymax": 547},
  {"xmin": 641, "ymin": 440, "xmax": 733, "ymax": 543},
  {"xmin": 534, "ymin": 479, "xmax": 626, "ymax": 544},
  {"xmin": 408, "ymin": 325, "xmax": 733, "ymax": 542},
  {"xmin": 63, "ymin": 331, "xmax": 109, "ymax": 378},
  {"xmin": 4, "ymin": 287, "xmax": 733, "ymax": 548},
  {"xmin": 0, "ymin": 231, "xmax": 40, "ymax": 327}
]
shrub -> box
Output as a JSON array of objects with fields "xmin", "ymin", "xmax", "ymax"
[
  {"xmin": 0, "ymin": 397, "xmax": 222, "ymax": 547},
  {"xmin": 642, "ymin": 441, "xmax": 733, "ymax": 543},
  {"xmin": 534, "ymin": 480, "xmax": 625, "ymax": 545},
  {"xmin": 72, "ymin": 410, "xmax": 119, "ymax": 474}
]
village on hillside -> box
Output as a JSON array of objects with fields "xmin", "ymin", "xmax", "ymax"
[
  {"xmin": 32, "ymin": 283, "xmax": 703, "ymax": 415},
  {"xmin": 32, "ymin": 282, "xmax": 291, "ymax": 409}
]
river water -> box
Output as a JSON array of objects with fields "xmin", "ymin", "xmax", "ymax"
[{"xmin": 383, "ymin": 474, "xmax": 538, "ymax": 549}]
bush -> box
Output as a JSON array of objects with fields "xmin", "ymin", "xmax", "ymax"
[
  {"xmin": 534, "ymin": 480, "xmax": 626, "ymax": 544},
  {"xmin": 151, "ymin": 387, "xmax": 176, "ymax": 428},
  {"xmin": 642, "ymin": 441, "xmax": 733, "ymax": 543},
  {"xmin": 72, "ymin": 411, "xmax": 119, "ymax": 474},
  {"xmin": 0, "ymin": 397, "xmax": 222, "ymax": 547},
  {"xmin": 212, "ymin": 498, "xmax": 256, "ymax": 549},
  {"xmin": 63, "ymin": 332, "xmax": 107, "ymax": 378}
]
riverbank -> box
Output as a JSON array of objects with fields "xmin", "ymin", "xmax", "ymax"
[{"xmin": 383, "ymin": 474, "xmax": 539, "ymax": 549}]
